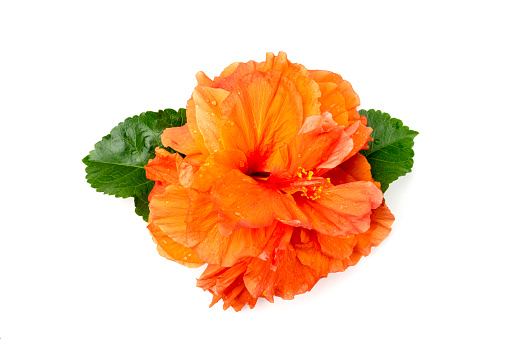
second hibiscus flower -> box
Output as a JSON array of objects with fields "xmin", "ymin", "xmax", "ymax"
[{"xmin": 145, "ymin": 52, "xmax": 395, "ymax": 311}]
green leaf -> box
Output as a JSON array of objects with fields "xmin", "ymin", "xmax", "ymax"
[
  {"xmin": 83, "ymin": 108, "xmax": 186, "ymax": 220},
  {"xmin": 134, "ymin": 194, "xmax": 151, "ymax": 222},
  {"xmin": 359, "ymin": 109, "xmax": 418, "ymax": 192}
]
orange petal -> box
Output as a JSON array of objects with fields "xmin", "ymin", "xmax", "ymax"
[
  {"xmin": 243, "ymin": 258, "xmax": 276, "ymax": 302},
  {"xmin": 197, "ymin": 261, "xmax": 248, "ymax": 296},
  {"xmin": 145, "ymin": 147, "xmax": 182, "ymax": 186},
  {"xmin": 192, "ymin": 86, "xmax": 230, "ymax": 153},
  {"xmin": 309, "ymin": 70, "xmax": 360, "ymax": 124},
  {"xmin": 177, "ymin": 153, "xmax": 206, "ymax": 188},
  {"xmin": 147, "ymin": 222, "xmax": 204, "ymax": 268},
  {"xmin": 210, "ymin": 52, "xmax": 321, "ymax": 121},
  {"xmin": 197, "ymin": 262, "xmax": 258, "ymax": 312},
  {"xmin": 185, "ymin": 97, "xmax": 209, "ymax": 155},
  {"xmin": 186, "ymin": 190, "xmax": 276, "ymax": 267},
  {"xmin": 342, "ymin": 121, "xmax": 373, "ymax": 162},
  {"xmin": 327, "ymin": 152, "xmax": 374, "ymax": 186},
  {"xmin": 338, "ymin": 153, "xmax": 373, "ymax": 182},
  {"xmin": 145, "ymin": 148, "xmax": 183, "ymax": 201},
  {"xmin": 200, "ymin": 244, "xmax": 321, "ymax": 306},
  {"xmin": 316, "ymin": 232, "xmax": 356, "ymax": 261},
  {"xmin": 219, "ymin": 70, "xmax": 304, "ymax": 172},
  {"xmin": 148, "ymin": 184, "xmax": 189, "ymax": 246},
  {"xmin": 354, "ymin": 201, "xmax": 394, "ymax": 256},
  {"xmin": 269, "ymin": 112, "xmax": 353, "ymax": 179},
  {"xmin": 211, "ymin": 169, "xmax": 307, "ymax": 235},
  {"xmin": 261, "ymin": 52, "xmax": 321, "ymax": 119},
  {"xmin": 293, "ymin": 241, "xmax": 332, "ymax": 278},
  {"xmin": 295, "ymin": 181, "xmax": 383, "ymax": 236},
  {"xmin": 316, "ymin": 81, "xmax": 349, "ymax": 127},
  {"xmin": 273, "ymin": 245, "xmax": 320, "ymax": 300},
  {"xmin": 191, "ymin": 150, "xmax": 248, "ymax": 192},
  {"xmin": 195, "ymin": 71, "xmax": 213, "ymax": 86},
  {"xmin": 160, "ymin": 124, "xmax": 201, "ymax": 155}
]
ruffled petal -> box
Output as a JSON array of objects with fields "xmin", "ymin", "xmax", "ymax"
[
  {"xmin": 161, "ymin": 124, "xmax": 202, "ymax": 155},
  {"xmin": 184, "ymin": 97, "xmax": 209, "ymax": 155},
  {"xmin": 272, "ymin": 245, "xmax": 320, "ymax": 299},
  {"xmin": 219, "ymin": 70, "xmax": 304, "ymax": 172},
  {"xmin": 177, "ymin": 153, "xmax": 206, "ymax": 188},
  {"xmin": 261, "ymin": 52, "xmax": 321, "ymax": 119},
  {"xmin": 147, "ymin": 222, "xmax": 204, "ymax": 268},
  {"xmin": 327, "ymin": 152, "xmax": 381, "ymax": 190},
  {"xmin": 192, "ymin": 86, "xmax": 230, "ymax": 153},
  {"xmin": 343, "ymin": 120, "xmax": 373, "ymax": 162},
  {"xmin": 145, "ymin": 148, "xmax": 183, "ymax": 201},
  {"xmin": 200, "ymin": 243, "xmax": 321, "ymax": 308},
  {"xmin": 211, "ymin": 169, "xmax": 308, "ymax": 235},
  {"xmin": 269, "ymin": 112, "xmax": 353, "ymax": 179},
  {"xmin": 148, "ymin": 184, "xmax": 189, "ymax": 246},
  {"xmin": 354, "ymin": 201, "xmax": 394, "ymax": 256},
  {"xmin": 197, "ymin": 262, "xmax": 258, "ymax": 311},
  {"xmin": 295, "ymin": 181, "xmax": 383, "ymax": 236},
  {"xmin": 308, "ymin": 70, "xmax": 360, "ymax": 124},
  {"xmin": 185, "ymin": 190, "xmax": 276, "ymax": 267},
  {"xmin": 315, "ymin": 232, "xmax": 356, "ymax": 261},
  {"xmin": 145, "ymin": 148, "xmax": 182, "ymax": 186},
  {"xmin": 191, "ymin": 150, "xmax": 248, "ymax": 193}
]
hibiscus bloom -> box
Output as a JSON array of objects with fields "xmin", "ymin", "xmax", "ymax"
[{"xmin": 145, "ymin": 52, "xmax": 395, "ymax": 311}]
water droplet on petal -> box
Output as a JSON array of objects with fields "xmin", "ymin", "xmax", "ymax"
[
  {"xmin": 192, "ymin": 129, "xmax": 198, "ymax": 134},
  {"xmin": 211, "ymin": 112, "xmax": 216, "ymax": 117},
  {"xmin": 239, "ymin": 161, "xmax": 245, "ymax": 167},
  {"xmin": 211, "ymin": 100, "xmax": 217, "ymax": 106},
  {"xmin": 228, "ymin": 121, "xmax": 235, "ymax": 127}
]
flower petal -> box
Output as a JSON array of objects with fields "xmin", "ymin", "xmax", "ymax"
[
  {"xmin": 211, "ymin": 169, "xmax": 307, "ymax": 235},
  {"xmin": 315, "ymin": 232, "xmax": 355, "ymax": 261},
  {"xmin": 308, "ymin": 70, "xmax": 360, "ymax": 124},
  {"xmin": 354, "ymin": 201, "xmax": 394, "ymax": 256},
  {"xmin": 148, "ymin": 184, "xmax": 189, "ymax": 246},
  {"xmin": 261, "ymin": 52, "xmax": 321, "ymax": 119},
  {"xmin": 186, "ymin": 190, "xmax": 276, "ymax": 267},
  {"xmin": 185, "ymin": 97, "xmax": 209, "ymax": 155},
  {"xmin": 334, "ymin": 152, "xmax": 374, "ymax": 183},
  {"xmin": 269, "ymin": 112, "xmax": 353, "ymax": 179},
  {"xmin": 161, "ymin": 124, "xmax": 201, "ymax": 155},
  {"xmin": 197, "ymin": 262, "xmax": 258, "ymax": 311},
  {"xmin": 220, "ymin": 70, "xmax": 304, "ymax": 172},
  {"xmin": 145, "ymin": 148, "xmax": 183, "ymax": 201},
  {"xmin": 272, "ymin": 245, "xmax": 320, "ymax": 300},
  {"xmin": 193, "ymin": 86, "xmax": 230, "ymax": 153},
  {"xmin": 177, "ymin": 153, "xmax": 206, "ymax": 188},
  {"xmin": 295, "ymin": 181, "xmax": 383, "ymax": 236},
  {"xmin": 343, "ymin": 120, "xmax": 373, "ymax": 162},
  {"xmin": 145, "ymin": 148, "xmax": 182, "ymax": 186},
  {"xmin": 147, "ymin": 222, "xmax": 204, "ymax": 268},
  {"xmin": 243, "ymin": 258, "xmax": 276, "ymax": 302},
  {"xmin": 191, "ymin": 150, "xmax": 248, "ymax": 193}
]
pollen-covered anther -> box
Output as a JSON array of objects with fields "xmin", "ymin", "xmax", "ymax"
[
  {"xmin": 300, "ymin": 185, "xmax": 323, "ymax": 200},
  {"xmin": 297, "ymin": 167, "xmax": 314, "ymax": 180}
]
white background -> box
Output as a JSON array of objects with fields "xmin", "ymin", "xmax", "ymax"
[{"xmin": 1, "ymin": 1, "xmax": 508, "ymax": 338}]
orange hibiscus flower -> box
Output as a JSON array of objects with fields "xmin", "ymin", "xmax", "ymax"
[{"xmin": 145, "ymin": 52, "xmax": 395, "ymax": 311}]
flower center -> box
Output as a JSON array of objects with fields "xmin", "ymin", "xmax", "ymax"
[{"xmin": 294, "ymin": 167, "xmax": 331, "ymax": 200}]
